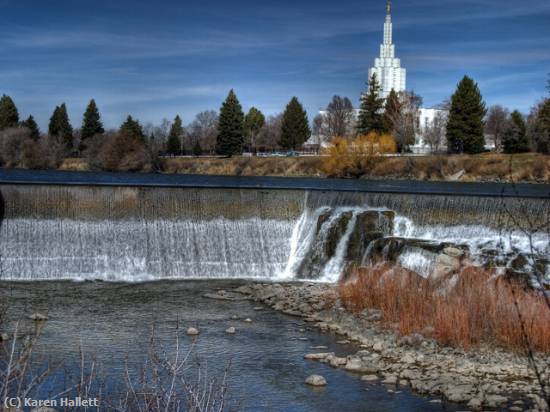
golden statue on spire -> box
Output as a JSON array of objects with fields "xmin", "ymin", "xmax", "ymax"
[{"xmin": 386, "ymin": 0, "xmax": 391, "ymax": 15}]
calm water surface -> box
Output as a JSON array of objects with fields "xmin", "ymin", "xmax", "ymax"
[{"xmin": 0, "ymin": 280, "xmax": 461, "ymax": 411}]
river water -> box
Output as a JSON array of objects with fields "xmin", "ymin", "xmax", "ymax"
[{"xmin": 0, "ymin": 280, "xmax": 460, "ymax": 411}]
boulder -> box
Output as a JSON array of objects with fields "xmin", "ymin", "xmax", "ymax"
[{"xmin": 305, "ymin": 374, "xmax": 327, "ymax": 386}]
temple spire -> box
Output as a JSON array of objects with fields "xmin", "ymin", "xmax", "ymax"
[{"xmin": 386, "ymin": 0, "xmax": 391, "ymax": 15}]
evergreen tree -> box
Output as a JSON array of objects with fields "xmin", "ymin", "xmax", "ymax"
[
  {"xmin": 0, "ymin": 94, "xmax": 19, "ymax": 130},
  {"xmin": 216, "ymin": 90, "xmax": 245, "ymax": 156},
  {"xmin": 383, "ymin": 89, "xmax": 401, "ymax": 133},
  {"xmin": 244, "ymin": 107, "xmax": 265, "ymax": 152},
  {"xmin": 446, "ymin": 76, "xmax": 487, "ymax": 154},
  {"xmin": 48, "ymin": 103, "xmax": 73, "ymax": 149},
  {"xmin": 536, "ymin": 99, "xmax": 550, "ymax": 153},
  {"xmin": 23, "ymin": 115, "xmax": 40, "ymax": 140},
  {"xmin": 192, "ymin": 139, "xmax": 203, "ymax": 156},
  {"xmin": 503, "ymin": 110, "xmax": 530, "ymax": 153},
  {"xmin": 81, "ymin": 99, "xmax": 104, "ymax": 149},
  {"xmin": 166, "ymin": 115, "xmax": 184, "ymax": 155},
  {"xmin": 356, "ymin": 73, "xmax": 385, "ymax": 135},
  {"xmin": 119, "ymin": 115, "xmax": 145, "ymax": 140},
  {"xmin": 279, "ymin": 97, "xmax": 310, "ymax": 150}
]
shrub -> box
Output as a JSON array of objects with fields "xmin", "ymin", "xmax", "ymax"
[
  {"xmin": 21, "ymin": 136, "xmax": 64, "ymax": 169},
  {"xmin": 86, "ymin": 132, "xmax": 151, "ymax": 172},
  {"xmin": 320, "ymin": 133, "xmax": 396, "ymax": 177},
  {"xmin": 338, "ymin": 265, "xmax": 550, "ymax": 352},
  {"xmin": 0, "ymin": 127, "xmax": 29, "ymax": 167}
]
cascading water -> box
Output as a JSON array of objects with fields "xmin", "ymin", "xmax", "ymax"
[{"xmin": 0, "ymin": 184, "xmax": 548, "ymax": 282}]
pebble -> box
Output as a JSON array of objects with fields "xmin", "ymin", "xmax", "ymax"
[
  {"xmin": 361, "ymin": 374, "xmax": 379, "ymax": 382},
  {"xmin": 28, "ymin": 312, "xmax": 48, "ymax": 321},
  {"xmin": 225, "ymin": 327, "xmax": 236, "ymax": 334},
  {"xmin": 186, "ymin": 327, "xmax": 199, "ymax": 336},
  {"xmin": 244, "ymin": 318, "xmax": 253, "ymax": 323}
]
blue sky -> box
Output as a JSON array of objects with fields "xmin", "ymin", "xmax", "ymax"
[{"xmin": 1, "ymin": 0, "xmax": 549, "ymax": 130}]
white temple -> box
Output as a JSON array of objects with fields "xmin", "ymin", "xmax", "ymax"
[{"xmin": 368, "ymin": 0, "xmax": 406, "ymax": 98}]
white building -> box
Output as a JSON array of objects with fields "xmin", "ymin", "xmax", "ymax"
[{"xmin": 369, "ymin": 0, "xmax": 406, "ymax": 98}]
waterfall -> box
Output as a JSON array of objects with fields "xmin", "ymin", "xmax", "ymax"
[{"xmin": 0, "ymin": 184, "xmax": 548, "ymax": 282}]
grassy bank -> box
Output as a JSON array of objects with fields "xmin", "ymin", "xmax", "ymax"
[{"xmin": 58, "ymin": 153, "xmax": 550, "ymax": 183}]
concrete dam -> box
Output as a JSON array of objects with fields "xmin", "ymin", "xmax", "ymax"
[{"xmin": 0, "ymin": 169, "xmax": 548, "ymax": 283}]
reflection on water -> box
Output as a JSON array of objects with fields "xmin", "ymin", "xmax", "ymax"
[{"xmin": 0, "ymin": 280, "xmax": 461, "ymax": 411}]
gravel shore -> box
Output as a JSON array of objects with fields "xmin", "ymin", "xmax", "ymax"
[{"xmin": 231, "ymin": 282, "xmax": 550, "ymax": 411}]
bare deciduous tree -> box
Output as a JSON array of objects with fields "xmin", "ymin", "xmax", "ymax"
[
  {"xmin": 314, "ymin": 96, "xmax": 355, "ymax": 142},
  {"xmin": 256, "ymin": 114, "xmax": 283, "ymax": 152},
  {"xmin": 423, "ymin": 110, "xmax": 448, "ymax": 153},
  {"xmin": 386, "ymin": 91, "xmax": 423, "ymax": 152},
  {"xmin": 485, "ymin": 105, "xmax": 510, "ymax": 152},
  {"xmin": 188, "ymin": 111, "xmax": 218, "ymax": 154}
]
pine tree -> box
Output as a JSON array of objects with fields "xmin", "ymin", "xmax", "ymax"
[
  {"xmin": 81, "ymin": 99, "xmax": 104, "ymax": 149},
  {"xmin": 0, "ymin": 94, "xmax": 19, "ymax": 130},
  {"xmin": 244, "ymin": 107, "xmax": 265, "ymax": 152},
  {"xmin": 166, "ymin": 115, "xmax": 184, "ymax": 155},
  {"xmin": 48, "ymin": 103, "xmax": 73, "ymax": 149},
  {"xmin": 119, "ymin": 115, "xmax": 145, "ymax": 140},
  {"xmin": 535, "ymin": 99, "xmax": 550, "ymax": 154},
  {"xmin": 279, "ymin": 97, "xmax": 310, "ymax": 150},
  {"xmin": 216, "ymin": 90, "xmax": 245, "ymax": 156},
  {"xmin": 23, "ymin": 115, "xmax": 40, "ymax": 140},
  {"xmin": 356, "ymin": 73, "xmax": 385, "ymax": 135},
  {"xmin": 503, "ymin": 110, "xmax": 530, "ymax": 153},
  {"xmin": 383, "ymin": 89, "xmax": 401, "ymax": 133},
  {"xmin": 446, "ymin": 76, "xmax": 487, "ymax": 154}
]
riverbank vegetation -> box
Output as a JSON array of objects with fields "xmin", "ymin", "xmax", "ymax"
[{"xmin": 338, "ymin": 265, "xmax": 550, "ymax": 353}]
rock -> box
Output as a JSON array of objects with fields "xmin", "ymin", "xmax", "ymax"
[
  {"xmin": 244, "ymin": 318, "xmax": 252, "ymax": 323},
  {"xmin": 443, "ymin": 247, "xmax": 464, "ymax": 258},
  {"xmin": 186, "ymin": 327, "xmax": 199, "ymax": 336},
  {"xmin": 444, "ymin": 384, "xmax": 475, "ymax": 403},
  {"xmin": 361, "ymin": 374, "xmax": 379, "ymax": 382},
  {"xmin": 435, "ymin": 253, "xmax": 460, "ymax": 269},
  {"xmin": 305, "ymin": 374, "xmax": 327, "ymax": 386},
  {"xmin": 230, "ymin": 315, "xmax": 239, "ymax": 320},
  {"xmin": 372, "ymin": 342, "xmax": 383, "ymax": 352},
  {"xmin": 445, "ymin": 169, "xmax": 465, "ymax": 181},
  {"xmin": 28, "ymin": 312, "xmax": 48, "ymax": 321},
  {"xmin": 484, "ymin": 394, "xmax": 507, "ymax": 408},
  {"xmin": 225, "ymin": 327, "xmax": 236, "ymax": 334},
  {"xmin": 328, "ymin": 355, "xmax": 347, "ymax": 367},
  {"xmin": 253, "ymin": 306, "xmax": 263, "ymax": 311},
  {"xmin": 0, "ymin": 333, "xmax": 9, "ymax": 341},
  {"xmin": 397, "ymin": 333, "xmax": 425, "ymax": 347},
  {"xmin": 304, "ymin": 353, "xmax": 333, "ymax": 361},
  {"xmin": 344, "ymin": 358, "xmax": 365, "ymax": 372},
  {"xmin": 400, "ymin": 353, "xmax": 416, "ymax": 364},
  {"xmin": 382, "ymin": 375, "xmax": 398, "ymax": 385}
]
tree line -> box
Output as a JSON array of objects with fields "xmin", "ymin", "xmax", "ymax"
[
  {"xmin": 315, "ymin": 73, "xmax": 550, "ymax": 155},
  {"xmin": 1, "ymin": 73, "xmax": 549, "ymax": 171},
  {"xmin": 0, "ymin": 91, "xmax": 311, "ymax": 171}
]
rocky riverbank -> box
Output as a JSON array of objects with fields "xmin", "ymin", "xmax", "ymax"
[{"xmin": 230, "ymin": 282, "xmax": 550, "ymax": 411}]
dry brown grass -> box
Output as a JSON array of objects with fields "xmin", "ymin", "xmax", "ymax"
[
  {"xmin": 338, "ymin": 265, "xmax": 550, "ymax": 352},
  {"xmin": 58, "ymin": 153, "xmax": 550, "ymax": 182},
  {"xmin": 162, "ymin": 156, "xmax": 322, "ymax": 177}
]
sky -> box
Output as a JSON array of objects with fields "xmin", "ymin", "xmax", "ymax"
[{"xmin": 0, "ymin": 0, "xmax": 549, "ymax": 130}]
